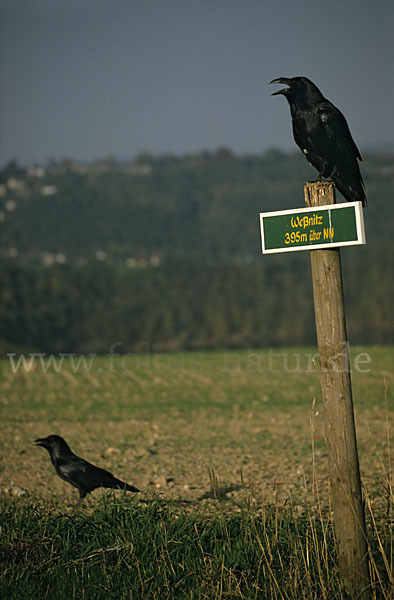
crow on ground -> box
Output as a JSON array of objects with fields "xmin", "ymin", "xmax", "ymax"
[
  {"xmin": 35, "ymin": 435, "xmax": 140, "ymax": 506},
  {"xmin": 270, "ymin": 76, "xmax": 366, "ymax": 206}
]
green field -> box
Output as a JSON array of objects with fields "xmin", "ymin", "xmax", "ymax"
[{"xmin": 1, "ymin": 347, "xmax": 393, "ymax": 598}]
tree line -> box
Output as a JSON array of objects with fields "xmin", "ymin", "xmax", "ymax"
[
  {"xmin": 1, "ymin": 249, "xmax": 392, "ymax": 355},
  {"xmin": 1, "ymin": 149, "xmax": 393, "ymax": 353}
]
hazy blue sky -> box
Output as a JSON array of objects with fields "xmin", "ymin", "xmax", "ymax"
[{"xmin": 1, "ymin": 0, "xmax": 393, "ymax": 165}]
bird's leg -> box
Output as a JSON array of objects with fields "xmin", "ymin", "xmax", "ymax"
[
  {"xmin": 72, "ymin": 498, "xmax": 83, "ymax": 511},
  {"xmin": 73, "ymin": 490, "xmax": 86, "ymax": 510}
]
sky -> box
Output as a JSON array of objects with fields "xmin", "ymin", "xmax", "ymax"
[{"xmin": 1, "ymin": 0, "xmax": 393, "ymax": 165}]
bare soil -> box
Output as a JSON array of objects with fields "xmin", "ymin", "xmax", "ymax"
[{"xmin": 1, "ymin": 405, "xmax": 391, "ymax": 518}]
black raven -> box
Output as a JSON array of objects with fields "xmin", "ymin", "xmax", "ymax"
[
  {"xmin": 35, "ymin": 435, "xmax": 140, "ymax": 505},
  {"xmin": 270, "ymin": 76, "xmax": 366, "ymax": 206}
]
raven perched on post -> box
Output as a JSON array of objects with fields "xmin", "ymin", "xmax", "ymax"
[
  {"xmin": 35, "ymin": 435, "xmax": 140, "ymax": 505},
  {"xmin": 270, "ymin": 76, "xmax": 366, "ymax": 206}
]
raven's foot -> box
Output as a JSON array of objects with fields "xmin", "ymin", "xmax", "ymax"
[{"xmin": 310, "ymin": 176, "xmax": 333, "ymax": 185}]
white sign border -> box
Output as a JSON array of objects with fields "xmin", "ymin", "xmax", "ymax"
[{"xmin": 260, "ymin": 201, "xmax": 365, "ymax": 255}]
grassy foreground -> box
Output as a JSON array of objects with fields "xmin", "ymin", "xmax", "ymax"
[
  {"xmin": 1, "ymin": 495, "xmax": 392, "ymax": 600},
  {"xmin": 1, "ymin": 346, "xmax": 393, "ymax": 598}
]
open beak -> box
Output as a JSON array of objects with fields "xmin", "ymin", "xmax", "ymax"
[
  {"xmin": 270, "ymin": 77, "xmax": 291, "ymax": 96},
  {"xmin": 34, "ymin": 437, "xmax": 48, "ymax": 447}
]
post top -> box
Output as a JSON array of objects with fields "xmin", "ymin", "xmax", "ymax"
[{"xmin": 305, "ymin": 181, "xmax": 336, "ymax": 207}]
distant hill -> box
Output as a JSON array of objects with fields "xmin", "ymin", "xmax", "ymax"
[
  {"xmin": 1, "ymin": 149, "xmax": 393, "ymax": 266},
  {"xmin": 1, "ymin": 150, "xmax": 393, "ymax": 353}
]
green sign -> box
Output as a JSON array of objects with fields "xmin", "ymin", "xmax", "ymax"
[{"xmin": 260, "ymin": 202, "xmax": 365, "ymax": 254}]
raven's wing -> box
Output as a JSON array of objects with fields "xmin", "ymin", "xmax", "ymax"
[
  {"xmin": 318, "ymin": 101, "xmax": 362, "ymax": 162},
  {"xmin": 318, "ymin": 101, "xmax": 366, "ymax": 204},
  {"xmin": 55, "ymin": 456, "xmax": 119, "ymax": 491}
]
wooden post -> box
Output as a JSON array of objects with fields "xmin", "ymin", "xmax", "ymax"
[{"xmin": 304, "ymin": 181, "xmax": 370, "ymax": 599}]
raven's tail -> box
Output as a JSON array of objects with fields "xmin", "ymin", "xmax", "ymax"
[
  {"xmin": 106, "ymin": 478, "xmax": 140, "ymax": 493},
  {"xmin": 124, "ymin": 482, "xmax": 140, "ymax": 493},
  {"xmin": 334, "ymin": 174, "xmax": 367, "ymax": 207},
  {"xmin": 352, "ymin": 182, "xmax": 367, "ymax": 207}
]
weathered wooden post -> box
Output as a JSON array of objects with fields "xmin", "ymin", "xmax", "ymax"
[
  {"xmin": 260, "ymin": 184, "xmax": 370, "ymax": 597},
  {"xmin": 304, "ymin": 181, "xmax": 370, "ymax": 598}
]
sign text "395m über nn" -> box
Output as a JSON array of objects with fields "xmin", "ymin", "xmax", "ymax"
[{"xmin": 259, "ymin": 202, "xmax": 365, "ymax": 254}]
